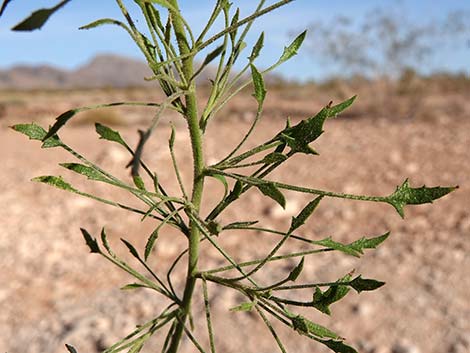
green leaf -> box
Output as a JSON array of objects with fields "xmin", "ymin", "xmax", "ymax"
[
  {"xmin": 43, "ymin": 109, "xmax": 77, "ymax": 140},
  {"xmin": 95, "ymin": 122, "xmax": 127, "ymax": 147},
  {"xmin": 65, "ymin": 344, "xmax": 79, "ymax": 353},
  {"xmin": 133, "ymin": 175, "xmax": 147, "ymax": 190},
  {"xmin": 256, "ymin": 183, "xmax": 286, "ymax": 209},
  {"xmin": 229, "ymin": 302, "xmax": 254, "ymax": 312},
  {"xmin": 287, "ymin": 257, "xmax": 304, "ymax": 282},
  {"xmin": 312, "ymin": 232, "xmax": 389, "ymax": 258},
  {"xmin": 291, "ymin": 315, "xmax": 339, "ymax": 339},
  {"xmin": 32, "ymin": 175, "xmax": 76, "ymax": 192},
  {"xmin": 347, "ymin": 232, "xmax": 390, "ymax": 255},
  {"xmin": 290, "ymin": 196, "xmax": 323, "ymax": 232},
  {"xmin": 249, "ymin": 32, "xmax": 264, "ymax": 62},
  {"xmin": 144, "ymin": 228, "xmax": 159, "ymax": 261},
  {"xmin": 349, "ymin": 276, "xmax": 385, "ymax": 293},
  {"xmin": 80, "ymin": 228, "xmax": 101, "ymax": 254},
  {"xmin": 312, "ymin": 273, "xmax": 352, "ymax": 315},
  {"xmin": 121, "ymin": 238, "xmax": 141, "ymax": 259},
  {"xmin": 121, "ymin": 283, "xmax": 151, "ymax": 291},
  {"xmin": 311, "ymin": 237, "xmax": 360, "ymax": 257},
  {"xmin": 229, "ymin": 8, "xmax": 239, "ymax": 44},
  {"xmin": 11, "ymin": 123, "xmax": 62, "ymax": 148},
  {"xmin": 277, "ymin": 30, "xmax": 307, "ymax": 65},
  {"xmin": 276, "ymin": 96, "xmax": 356, "ymax": 155},
  {"xmin": 261, "ymin": 152, "xmax": 287, "ymax": 164},
  {"xmin": 99, "ymin": 228, "xmax": 115, "ymax": 257},
  {"xmin": 202, "ymin": 44, "xmax": 225, "ymax": 67},
  {"xmin": 11, "ymin": 0, "xmax": 70, "ymax": 31},
  {"xmin": 386, "ymin": 179, "xmax": 458, "ymax": 218},
  {"xmin": 250, "ymin": 64, "xmax": 266, "ymax": 105},
  {"xmin": 60, "ymin": 163, "xmax": 109, "ymax": 182},
  {"xmin": 328, "ymin": 95, "xmax": 357, "ymax": 117},
  {"xmin": 169, "ymin": 124, "xmax": 176, "ymax": 149},
  {"xmin": 79, "ymin": 18, "xmax": 125, "ymax": 31},
  {"xmin": 223, "ymin": 220, "xmax": 258, "ymax": 230},
  {"xmin": 321, "ymin": 339, "xmax": 358, "ymax": 353}
]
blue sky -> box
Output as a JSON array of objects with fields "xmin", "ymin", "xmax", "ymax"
[{"xmin": 0, "ymin": 0, "xmax": 469, "ymax": 81}]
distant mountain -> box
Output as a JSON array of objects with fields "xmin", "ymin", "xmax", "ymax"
[
  {"xmin": 0, "ymin": 53, "xmax": 286, "ymax": 89},
  {"xmin": 0, "ymin": 54, "xmax": 154, "ymax": 89}
]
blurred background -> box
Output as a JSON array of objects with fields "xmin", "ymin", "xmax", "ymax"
[{"xmin": 1, "ymin": 1, "xmax": 469, "ymax": 353}]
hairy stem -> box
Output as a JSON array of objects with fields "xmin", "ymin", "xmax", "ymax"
[{"xmin": 166, "ymin": 1, "xmax": 205, "ymax": 352}]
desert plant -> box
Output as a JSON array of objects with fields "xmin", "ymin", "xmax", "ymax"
[{"xmin": 3, "ymin": 1, "xmax": 457, "ymax": 353}]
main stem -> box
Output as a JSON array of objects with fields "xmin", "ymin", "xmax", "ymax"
[{"xmin": 167, "ymin": 2, "xmax": 205, "ymax": 353}]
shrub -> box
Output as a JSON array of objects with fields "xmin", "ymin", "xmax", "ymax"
[{"xmin": 4, "ymin": 1, "xmax": 457, "ymax": 353}]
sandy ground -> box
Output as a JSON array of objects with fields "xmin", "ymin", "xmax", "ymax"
[{"xmin": 0, "ymin": 88, "xmax": 469, "ymax": 353}]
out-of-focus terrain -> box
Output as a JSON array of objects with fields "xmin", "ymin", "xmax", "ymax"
[{"xmin": 1, "ymin": 76, "xmax": 469, "ymax": 353}]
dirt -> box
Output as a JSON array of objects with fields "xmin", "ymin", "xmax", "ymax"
[{"xmin": 0, "ymin": 87, "xmax": 469, "ymax": 353}]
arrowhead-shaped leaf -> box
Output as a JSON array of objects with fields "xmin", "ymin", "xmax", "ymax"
[
  {"xmin": 386, "ymin": 179, "xmax": 458, "ymax": 218},
  {"xmin": 80, "ymin": 228, "xmax": 101, "ymax": 254},
  {"xmin": 347, "ymin": 232, "xmax": 390, "ymax": 255},
  {"xmin": 312, "ymin": 232, "xmax": 390, "ymax": 258},
  {"xmin": 11, "ymin": 123, "xmax": 63, "ymax": 148},
  {"xmin": 311, "ymin": 237, "xmax": 360, "ymax": 257},
  {"xmin": 349, "ymin": 275, "xmax": 385, "ymax": 293},
  {"xmin": 276, "ymin": 96, "xmax": 356, "ymax": 155}
]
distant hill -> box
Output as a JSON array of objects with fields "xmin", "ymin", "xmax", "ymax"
[
  {"xmin": 0, "ymin": 54, "xmax": 155, "ymax": 89},
  {"xmin": 0, "ymin": 53, "xmax": 286, "ymax": 90}
]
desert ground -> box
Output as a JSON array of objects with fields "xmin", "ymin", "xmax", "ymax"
[{"xmin": 0, "ymin": 82, "xmax": 469, "ymax": 353}]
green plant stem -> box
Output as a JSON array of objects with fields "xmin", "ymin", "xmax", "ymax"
[
  {"xmin": 166, "ymin": 1, "xmax": 205, "ymax": 352},
  {"xmin": 198, "ymin": 0, "xmax": 295, "ymax": 51}
]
